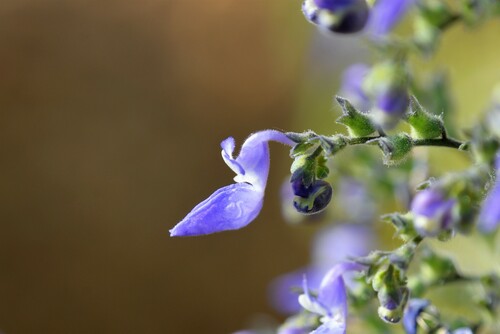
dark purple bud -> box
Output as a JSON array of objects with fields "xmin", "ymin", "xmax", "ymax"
[
  {"xmin": 411, "ymin": 188, "xmax": 456, "ymax": 237},
  {"xmin": 293, "ymin": 180, "xmax": 333, "ymax": 215},
  {"xmin": 302, "ymin": 0, "xmax": 369, "ymax": 34}
]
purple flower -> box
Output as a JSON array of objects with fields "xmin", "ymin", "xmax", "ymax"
[
  {"xmin": 376, "ymin": 88, "xmax": 409, "ymax": 117},
  {"xmin": 478, "ymin": 154, "xmax": 500, "ymax": 233},
  {"xmin": 302, "ymin": 0, "xmax": 370, "ymax": 34},
  {"xmin": 411, "ymin": 188, "xmax": 456, "ymax": 237},
  {"xmin": 339, "ymin": 64, "xmax": 371, "ymax": 112},
  {"xmin": 170, "ymin": 130, "xmax": 294, "ymax": 237},
  {"xmin": 269, "ymin": 225, "xmax": 373, "ymax": 314},
  {"xmin": 298, "ymin": 262, "xmax": 365, "ymax": 334},
  {"xmin": 367, "ymin": 0, "xmax": 416, "ymax": 36},
  {"xmin": 402, "ymin": 299, "xmax": 430, "ymax": 334},
  {"xmin": 452, "ymin": 329, "xmax": 473, "ymax": 334}
]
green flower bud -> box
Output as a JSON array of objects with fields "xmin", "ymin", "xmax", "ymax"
[
  {"xmin": 405, "ymin": 96, "xmax": 444, "ymax": 139},
  {"xmin": 371, "ymin": 133, "xmax": 414, "ymax": 166},
  {"xmin": 336, "ymin": 96, "xmax": 375, "ymax": 137}
]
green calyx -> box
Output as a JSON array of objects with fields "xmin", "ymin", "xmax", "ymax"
[
  {"xmin": 405, "ymin": 96, "xmax": 445, "ymax": 139},
  {"xmin": 335, "ymin": 96, "xmax": 376, "ymax": 137},
  {"xmin": 371, "ymin": 133, "xmax": 414, "ymax": 166}
]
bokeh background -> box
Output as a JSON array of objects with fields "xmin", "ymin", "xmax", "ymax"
[{"xmin": 0, "ymin": 1, "xmax": 499, "ymax": 333}]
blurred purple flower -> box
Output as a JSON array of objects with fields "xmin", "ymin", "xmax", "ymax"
[
  {"xmin": 170, "ymin": 130, "xmax": 294, "ymax": 237},
  {"xmin": 367, "ymin": 0, "xmax": 416, "ymax": 36},
  {"xmin": 411, "ymin": 188, "xmax": 456, "ymax": 237},
  {"xmin": 376, "ymin": 88, "xmax": 409, "ymax": 118},
  {"xmin": 269, "ymin": 224, "xmax": 374, "ymax": 314},
  {"xmin": 452, "ymin": 328, "xmax": 473, "ymax": 334},
  {"xmin": 298, "ymin": 262, "xmax": 365, "ymax": 334},
  {"xmin": 402, "ymin": 299, "xmax": 430, "ymax": 334},
  {"xmin": 339, "ymin": 64, "xmax": 371, "ymax": 112},
  {"xmin": 338, "ymin": 178, "xmax": 375, "ymax": 223},
  {"xmin": 478, "ymin": 154, "xmax": 500, "ymax": 233}
]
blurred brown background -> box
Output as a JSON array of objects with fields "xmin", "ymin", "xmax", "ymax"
[
  {"xmin": 2, "ymin": 1, "xmax": 498, "ymax": 333},
  {"xmin": 0, "ymin": 1, "xmax": 317, "ymax": 333}
]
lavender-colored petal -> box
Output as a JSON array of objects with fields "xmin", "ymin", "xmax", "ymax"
[
  {"xmin": 221, "ymin": 137, "xmax": 246, "ymax": 176},
  {"xmin": 269, "ymin": 267, "xmax": 324, "ymax": 315},
  {"xmin": 232, "ymin": 130, "xmax": 294, "ymax": 189},
  {"xmin": 313, "ymin": 224, "xmax": 374, "ymax": 268},
  {"xmin": 376, "ymin": 88, "xmax": 409, "ymax": 117},
  {"xmin": 318, "ymin": 262, "xmax": 364, "ymax": 311},
  {"xmin": 279, "ymin": 328, "xmax": 310, "ymax": 334},
  {"xmin": 411, "ymin": 188, "xmax": 456, "ymax": 236},
  {"xmin": 270, "ymin": 225, "xmax": 373, "ymax": 314},
  {"xmin": 367, "ymin": 0, "xmax": 415, "ymax": 35},
  {"xmin": 402, "ymin": 299, "xmax": 430, "ymax": 334},
  {"xmin": 170, "ymin": 183, "xmax": 264, "ymax": 236},
  {"xmin": 339, "ymin": 64, "xmax": 371, "ymax": 112},
  {"xmin": 312, "ymin": 323, "xmax": 345, "ymax": 334},
  {"xmin": 452, "ymin": 328, "xmax": 473, "ymax": 334},
  {"xmin": 478, "ymin": 179, "xmax": 500, "ymax": 233}
]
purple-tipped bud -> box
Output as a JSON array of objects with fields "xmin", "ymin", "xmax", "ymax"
[
  {"xmin": 293, "ymin": 180, "xmax": 333, "ymax": 215},
  {"xmin": 411, "ymin": 188, "xmax": 456, "ymax": 237},
  {"xmin": 302, "ymin": 0, "xmax": 370, "ymax": 34}
]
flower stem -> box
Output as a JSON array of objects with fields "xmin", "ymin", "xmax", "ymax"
[{"xmin": 345, "ymin": 135, "xmax": 465, "ymax": 150}]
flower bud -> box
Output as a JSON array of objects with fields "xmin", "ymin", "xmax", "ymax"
[
  {"xmin": 336, "ymin": 96, "xmax": 376, "ymax": 137},
  {"xmin": 363, "ymin": 62, "xmax": 410, "ymax": 129},
  {"xmin": 293, "ymin": 180, "xmax": 333, "ymax": 215},
  {"xmin": 302, "ymin": 0, "xmax": 369, "ymax": 34},
  {"xmin": 371, "ymin": 133, "xmax": 414, "ymax": 166},
  {"xmin": 405, "ymin": 96, "xmax": 444, "ymax": 139},
  {"xmin": 411, "ymin": 188, "xmax": 456, "ymax": 237}
]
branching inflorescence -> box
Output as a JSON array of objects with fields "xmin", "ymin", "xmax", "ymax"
[{"xmin": 171, "ymin": 1, "xmax": 500, "ymax": 333}]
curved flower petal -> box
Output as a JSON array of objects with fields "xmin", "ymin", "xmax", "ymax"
[
  {"xmin": 170, "ymin": 183, "xmax": 264, "ymax": 237},
  {"xmin": 298, "ymin": 262, "xmax": 366, "ymax": 334},
  {"xmin": 221, "ymin": 137, "xmax": 246, "ymax": 176},
  {"xmin": 367, "ymin": 0, "xmax": 415, "ymax": 36},
  {"xmin": 269, "ymin": 267, "xmax": 324, "ymax": 315},
  {"xmin": 318, "ymin": 262, "xmax": 364, "ymax": 311},
  {"xmin": 232, "ymin": 130, "xmax": 294, "ymax": 189},
  {"xmin": 402, "ymin": 299, "xmax": 430, "ymax": 334}
]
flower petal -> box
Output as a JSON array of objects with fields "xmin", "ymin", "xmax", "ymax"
[
  {"xmin": 170, "ymin": 183, "xmax": 264, "ymax": 236},
  {"xmin": 269, "ymin": 267, "xmax": 324, "ymax": 314},
  {"xmin": 312, "ymin": 323, "xmax": 345, "ymax": 334},
  {"xmin": 402, "ymin": 299, "xmax": 430, "ymax": 334},
  {"xmin": 313, "ymin": 224, "xmax": 374, "ymax": 268},
  {"xmin": 339, "ymin": 64, "xmax": 371, "ymax": 112},
  {"xmin": 478, "ymin": 179, "xmax": 500, "ymax": 233},
  {"xmin": 367, "ymin": 0, "xmax": 415, "ymax": 36},
  {"xmin": 221, "ymin": 137, "xmax": 246, "ymax": 176},
  {"xmin": 233, "ymin": 130, "xmax": 294, "ymax": 189},
  {"xmin": 318, "ymin": 262, "xmax": 365, "ymax": 311}
]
